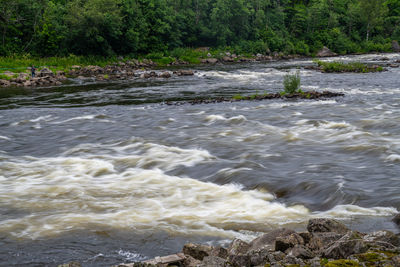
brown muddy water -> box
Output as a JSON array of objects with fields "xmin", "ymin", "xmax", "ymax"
[{"xmin": 0, "ymin": 54, "xmax": 400, "ymax": 266}]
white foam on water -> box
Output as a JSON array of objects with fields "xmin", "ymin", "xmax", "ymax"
[
  {"xmin": 11, "ymin": 115, "xmax": 55, "ymax": 126},
  {"xmin": 284, "ymin": 120, "xmax": 374, "ymax": 144},
  {"xmin": 267, "ymin": 100, "xmax": 337, "ymax": 109},
  {"xmin": 0, "ymin": 136, "xmax": 10, "ymax": 140},
  {"xmin": 0, "ymin": 139, "xmax": 397, "ymax": 240},
  {"xmin": 117, "ymin": 249, "xmax": 146, "ymax": 262},
  {"xmin": 317, "ymin": 205, "xmax": 397, "ymax": 217},
  {"xmin": 52, "ymin": 114, "xmax": 111, "ymax": 124},
  {"xmin": 204, "ymin": 114, "xmax": 247, "ymax": 124},
  {"xmin": 386, "ymin": 154, "xmax": 400, "ymax": 162}
]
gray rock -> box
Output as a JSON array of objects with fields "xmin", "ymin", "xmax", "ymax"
[
  {"xmin": 227, "ymin": 254, "xmax": 251, "ymax": 267},
  {"xmin": 322, "ymin": 231, "xmax": 368, "ymax": 259},
  {"xmin": 199, "ymin": 256, "xmax": 226, "ymax": 267},
  {"xmin": 182, "ymin": 243, "xmax": 213, "ymax": 260},
  {"xmin": 393, "ymin": 213, "xmax": 400, "ymax": 226},
  {"xmin": 317, "ymin": 46, "xmax": 337, "ymax": 57},
  {"xmin": 228, "ymin": 239, "xmax": 250, "ymax": 255},
  {"xmin": 275, "ymin": 233, "xmax": 304, "ymax": 252},
  {"xmin": 287, "ymin": 245, "xmax": 315, "ymax": 259},
  {"xmin": 206, "ymin": 58, "xmax": 218, "ymax": 64},
  {"xmin": 392, "ymin": 40, "xmax": 400, "ymax": 52},
  {"xmin": 222, "ymin": 56, "xmax": 234, "ymax": 62},
  {"xmin": 159, "ymin": 71, "xmax": 171, "ymax": 78},
  {"xmin": 143, "ymin": 253, "xmax": 185, "ymax": 266},
  {"xmin": 249, "ymin": 228, "xmax": 296, "ymax": 251},
  {"xmin": 0, "ymin": 79, "xmax": 11, "ymax": 87},
  {"xmin": 308, "ymin": 257, "xmax": 322, "ymax": 267},
  {"xmin": 23, "ymin": 80, "xmax": 32, "ymax": 87},
  {"xmin": 307, "ymin": 218, "xmax": 349, "ymax": 234},
  {"xmin": 247, "ymin": 248, "xmax": 271, "ymax": 266},
  {"xmin": 175, "ymin": 70, "xmax": 195, "ymax": 76},
  {"xmin": 267, "ymin": 251, "xmax": 286, "ymax": 263},
  {"xmin": 183, "ymin": 255, "xmax": 202, "ymax": 267},
  {"xmin": 392, "ymin": 255, "xmax": 400, "ymax": 267},
  {"xmin": 140, "ymin": 73, "xmax": 151, "ymax": 79},
  {"xmin": 307, "ymin": 232, "xmax": 344, "ymax": 251},
  {"xmin": 363, "ymin": 230, "xmax": 400, "ymax": 247},
  {"xmin": 39, "ymin": 67, "xmax": 55, "ymax": 77},
  {"xmin": 282, "ymin": 254, "xmax": 305, "ymax": 266},
  {"xmin": 211, "ymin": 246, "xmax": 228, "ymax": 259}
]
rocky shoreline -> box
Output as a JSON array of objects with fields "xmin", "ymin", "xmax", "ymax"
[
  {"xmin": 58, "ymin": 217, "xmax": 400, "ymax": 267},
  {"xmin": 1, "ymin": 47, "xmax": 400, "ymax": 89}
]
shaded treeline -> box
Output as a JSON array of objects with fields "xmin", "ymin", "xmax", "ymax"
[{"xmin": 1, "ymin": 0, "xmax": 399, "ymax": 57}]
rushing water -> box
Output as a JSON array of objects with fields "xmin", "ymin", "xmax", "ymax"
[{"xmin": 1, "ymin": 54, "xmax": 400, "ymax": 266}]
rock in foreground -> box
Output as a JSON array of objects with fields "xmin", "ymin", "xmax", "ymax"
[{"xmin": 114, "ymin": 218, "xmax": 400, "ymax": 267}]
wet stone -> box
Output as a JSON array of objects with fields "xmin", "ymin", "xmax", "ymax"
[
  {"xmin": 199, "ymin": 256, "xmax": 226, "ymax": 267},
  {"xmin": 228, "ymin": 238, "xmax": 250, "ymax": 255},
  {"xmin": 249, "ymin": 228, "xmax": 296, "ymax": 252},
  {"xmin": 307, "ymin": 218, "xmax": 350, "ymax": 235},
  {"xmin": 275, "ymin": 233, "xmax": 304, "ymax": 252},
  {"xmin": 182, "ymin": 243, "xmax": 213, "ymax": 260}
]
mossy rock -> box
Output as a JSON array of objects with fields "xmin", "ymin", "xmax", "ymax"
[
  {"xmin": 355, "ymin": 252, "xmax": 386, "ymax": 262},
  {"xmin": 324, "ymin": 259, "xmax": 362, "ymax": 267}
]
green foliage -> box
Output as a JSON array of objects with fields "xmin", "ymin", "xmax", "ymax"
[
  {"xmin": 232, "ymin": 94, "xmax": 245, "ymax": 100},
  {"xmin": 314, "ymin": 60, "xmax": 385, "ymax": 73},
  {"xmin": 283, "ymin": 71, "xmax": 301, "ymax": 94},
  {"xmin": 0, "ymin": 0, "xmax": 398, "ymax": 57}
]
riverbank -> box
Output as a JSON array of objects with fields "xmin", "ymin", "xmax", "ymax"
[{"xmin": 1, "ymin": 46, "xmax": 400, "ymax": 89}]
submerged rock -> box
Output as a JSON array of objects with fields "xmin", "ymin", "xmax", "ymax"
[
  {"xmin": 57, "ymin": 262, "xmax": 81, "ymax": 267},
  {"xmin": 393, "ymin": 213, "xmax": 400, "ymax": 226}
]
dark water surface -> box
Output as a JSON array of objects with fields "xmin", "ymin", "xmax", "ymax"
[{"xmin": 1, "ymin": 54, "xmax": 400, "ymax": 266}]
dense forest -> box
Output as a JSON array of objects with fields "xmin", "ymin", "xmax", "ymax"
[{"xmin": 1, "ymin": 0, "xmax": 399, "ymax": 57}]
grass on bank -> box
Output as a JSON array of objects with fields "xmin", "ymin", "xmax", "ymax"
[
  {"xmin": 314, "ymin": 60, "xmax": 384, "ymax": 73},
  {"xmin": 0, "ymin": 55, "xmax": 118, "ymax": 75}
]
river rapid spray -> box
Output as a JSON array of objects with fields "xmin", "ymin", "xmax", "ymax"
[{"xmin": 0, "ymin": 53, "xmax": 400, "ymax": 265}]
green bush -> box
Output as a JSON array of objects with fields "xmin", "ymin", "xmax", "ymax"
[
  {"xmin": 283, "ymin": 71, "xmax": 301, "ymax": 94},
  {"xmin": 314, "ymin": 60, "xmax": 384, "ymax": 73}
]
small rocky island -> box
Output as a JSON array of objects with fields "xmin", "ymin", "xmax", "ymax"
[{"xmin": 164, "ymin": 91, "xmax": 345, "ymax": 106}]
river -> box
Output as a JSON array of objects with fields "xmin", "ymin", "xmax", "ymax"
[{"xmin": 0, "ymin": 54, "xmax": 399, "ymax": 266}]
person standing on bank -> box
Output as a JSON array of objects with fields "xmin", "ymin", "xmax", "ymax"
[{"xmin": 31, "ymin": 65, "xmax": 36, "ymax": 78}]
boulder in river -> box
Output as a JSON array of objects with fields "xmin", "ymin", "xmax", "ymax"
[
  {"xmin": 393, "ymin": 213, "xmax": 400, "ymax": 226},
  {"xmin": 317, "ymin": 46, "xmax": 337, "ymax": 57},
  {"xmin": 174, "ymin": 70, "xmax": 194, "ymax": 76}
]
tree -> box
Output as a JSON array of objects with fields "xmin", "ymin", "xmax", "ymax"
[{"xmin": 359, "ymin": 0, "xmax": 388, "ymax": 41}]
